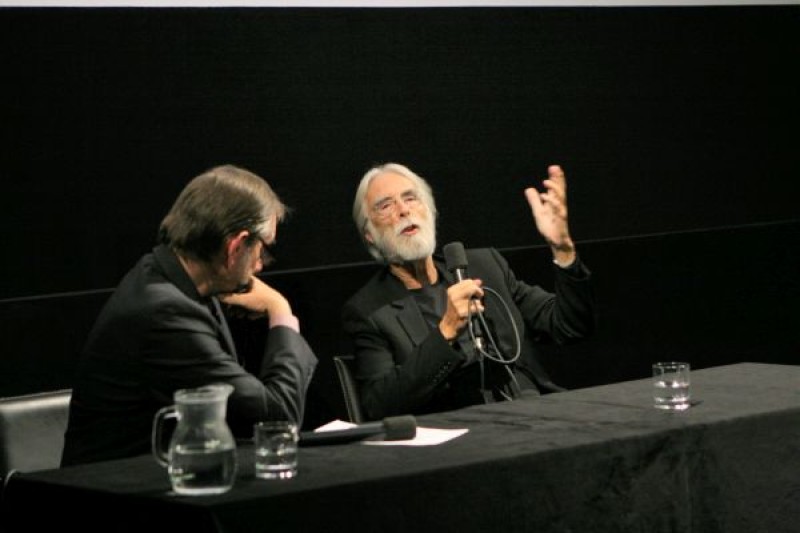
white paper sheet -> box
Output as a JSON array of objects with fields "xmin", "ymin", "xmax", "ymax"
[{"xmin": 315, "ymin": 419, "xmax": 468, "ymax": 446}]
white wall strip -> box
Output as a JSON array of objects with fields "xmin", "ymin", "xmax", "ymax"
[{"xmin": 0, "ymin": 0, "xmax": 797, "ymax": 7}]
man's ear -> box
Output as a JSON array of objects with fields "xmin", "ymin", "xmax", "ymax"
[
  {"xmin": 364, "ymin": 230, "xmax": 374, "ymax": 244},
  {"xmin": 225, "ymin": 230, "xmax": 250, "ymax": 268}
]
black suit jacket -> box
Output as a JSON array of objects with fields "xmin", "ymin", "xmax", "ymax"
[
  {"xmin": 342, "ymin": 248, "xmax": 594, "ymax": 420},
  {"xmin": 61, "ymin": 245, "xmax": 317, "ymax": 466}
]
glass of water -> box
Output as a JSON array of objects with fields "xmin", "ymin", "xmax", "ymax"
[
  {"xmin": 254, "ymin": 420, "xmax": 299, "ymax": 479},
  {"xmin": 652, "ymin": 362, "xmax": 691, "ymax": 410}
]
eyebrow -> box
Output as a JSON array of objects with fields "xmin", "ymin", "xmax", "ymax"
[{"xmin": 373, "ymin": 188, "xmax": 417, "ymax": 206}]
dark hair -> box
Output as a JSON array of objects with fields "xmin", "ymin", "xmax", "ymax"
[{"xmin": 158, "ymin": 165, "xmax": 287, "ymax": 262}]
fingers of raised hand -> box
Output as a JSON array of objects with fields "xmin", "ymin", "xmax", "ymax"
[
  {"xmin": 524, "ymin": 187, "xmax": 541, "ymax": 206},
  {"xmin": 540, "ymin": 191, "xmax": 567, "ymax": 219},
  {"xmin": 548, "ymin": 164, "xmax": 566, "ymax": 185},
  {"xmin": 545, "ymin": 165, "xmax": 567, "ymax": 197}
]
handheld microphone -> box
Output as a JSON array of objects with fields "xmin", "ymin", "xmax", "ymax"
[
  {"xmin": 299, "ymin": 415, "xmax": 417, "ymax": 446},
  {"xmin": 443, "ymin": 241, "xmax": 484, "ymax": 350}
]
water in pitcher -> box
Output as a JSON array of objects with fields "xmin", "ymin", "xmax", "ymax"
[
  {"xmin": 169, "ymin": 444, "xmax": 238, "ymax": 495},
  {"xmin": 152, "ymin": 383, "xmax": 239, "ymax": 495}
]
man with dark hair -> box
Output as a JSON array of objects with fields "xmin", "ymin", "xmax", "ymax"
[
  {"xmin": 343, "ymin": 163, "xmax": 594, "ymax": 421},
  {"xmin": 62, "ymin": 165, "xmax": 317, "ymax": 466}
]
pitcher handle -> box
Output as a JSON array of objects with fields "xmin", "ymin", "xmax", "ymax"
[{"xmin": 151, "ymin": 405, "xmax": 177, "ymax": 467}]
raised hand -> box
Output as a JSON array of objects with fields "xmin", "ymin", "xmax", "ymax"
[{"xmin": 524, "ymin": 164, "xmax": 576, "ymax": 265}]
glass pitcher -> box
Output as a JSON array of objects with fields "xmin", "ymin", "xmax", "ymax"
[{"xmin": 151, "ymin": 383, "xmax": 238, "ymax": 495}]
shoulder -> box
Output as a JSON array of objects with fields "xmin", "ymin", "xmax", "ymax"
[
  {"xmin": 465, "ymin": 247, "xmax": 508, "ymax": 271},
  {"xmin": 433, "ymin": 247, "xmax": 501, "ymax": 268},
  {"xmin": 343, "ymin": 266, "xmax": 393, "ymax": 314},
  {"xmin": 465, "ymin": 247, "xmax": 497, "ymax": 261},
  {"xmin": 109, "ymin": 257, "xmax": 202, "ymax": 325}
]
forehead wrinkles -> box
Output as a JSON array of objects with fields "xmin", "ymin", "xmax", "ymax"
[{"xmin": 367, "ymin": 173, "xmax": 416, "ymax": 205}]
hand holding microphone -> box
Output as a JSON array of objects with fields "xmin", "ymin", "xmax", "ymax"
[
  {"xmin": 442, "ymin": 242, "xmax": 486, "ymax": 348},
  {"xmin": 438, "ymin": 279, "xmax": 484, "ymax": 342}
]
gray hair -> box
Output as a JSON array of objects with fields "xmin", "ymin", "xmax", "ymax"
[{"xmin": 352, "ymin": 162, "xmax": 438, "ymax": 261}]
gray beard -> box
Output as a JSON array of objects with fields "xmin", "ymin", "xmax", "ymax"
[{"xmin": 374, "ymin": 221, "xmax": 436, "ymax": 264}]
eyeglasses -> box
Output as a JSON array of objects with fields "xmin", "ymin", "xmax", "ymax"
[
  {"xmin": 371, "ymin": 191, "xmax": 421, "ymax": 221},
  {"xmin": 255, "ymin": 235, "xmax": 276, "ymax": 268}
]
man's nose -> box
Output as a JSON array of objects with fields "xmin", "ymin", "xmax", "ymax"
[{"xmin": 396, "ymin": 200, "xmax": 411, "ymax": 216}]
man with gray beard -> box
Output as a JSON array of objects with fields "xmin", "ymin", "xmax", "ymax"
[{"xmin": 342, "ymin": 163, "xmax": 595, "ymax": 421}]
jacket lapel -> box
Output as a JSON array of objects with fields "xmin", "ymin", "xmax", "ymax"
[
  {"xmin": 210, "ymin": 296, "xmax": 239, "ymax": 361},
  {"xmin": 394, "ymin": 296, "xmax": 430, "ymax": 346},
  {"xmin": 153, "ymin": 244, "xmax": 240, "ymax": 362},
  {"xmin": 376, "ymin": 266, "xmax": 439, "ymax": 348}
]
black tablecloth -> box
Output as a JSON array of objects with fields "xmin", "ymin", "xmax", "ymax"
[{"xmin": 3, "ymin": 363, "xmax": 799, "ymax": 533}]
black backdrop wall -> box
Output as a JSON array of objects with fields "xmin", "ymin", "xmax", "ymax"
[
  {"xmin": 1, "ymin": 6, "xmax": 797, "ymax": 298},
  {"xmin": 1, "ymin": 5, "xmax": 798, "ymax": 427}
]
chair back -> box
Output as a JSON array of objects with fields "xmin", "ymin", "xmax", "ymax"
[
  {"xmin": 332, "ymin": 355, "xmax": 365, "ymax": 424},
  {"xmin": 0, "ymin": 389, "xmax": 71, "ymax": 476}
]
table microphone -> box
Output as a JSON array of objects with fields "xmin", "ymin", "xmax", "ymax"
[{"xmin": 299, "ymin": 415, "xmax": 417, "ymax": 446}]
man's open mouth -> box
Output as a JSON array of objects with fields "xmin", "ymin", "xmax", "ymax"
[{"xmin": 399, "ymin": 224, "xmax": 419, "ymax": 236}]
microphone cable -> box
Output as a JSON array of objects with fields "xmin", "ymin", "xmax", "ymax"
[
  {"xmin": 467, "ymin": 285, "xmax": 525, "ymax": 401},
  {"xmin": 467, "ymin": 285, "xmax": 522, "ymax": 366},
  {"xmin": 441, "ymin": 241, "xmax": 523, "ymax": 400}
]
